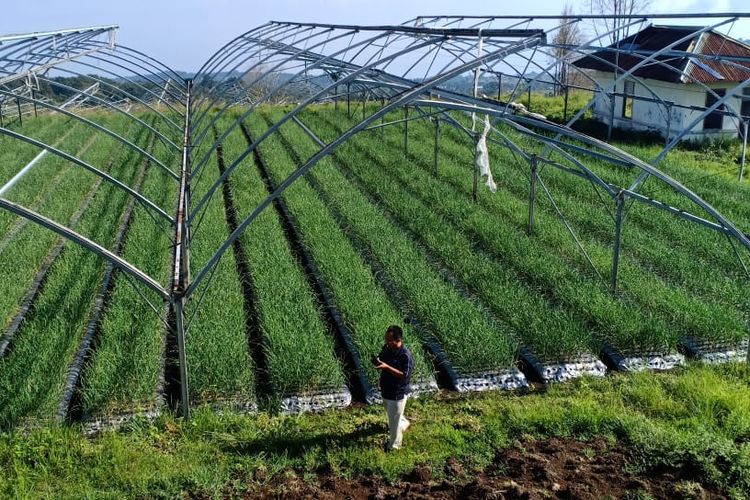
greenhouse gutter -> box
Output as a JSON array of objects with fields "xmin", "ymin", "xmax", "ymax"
[{"xmin": 171, "ymin": 79, "xmax": 192, "ymax": 419}]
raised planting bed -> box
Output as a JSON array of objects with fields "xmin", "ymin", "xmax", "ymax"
[
  {"xmin": 78, "ymin": 124, "xmax": 179, "ymax": 419},
  {"xmin": 206, "ymin": 114, "xmax": 347, "ymax": 412},
  {"xmin": 308, "ymin": 107, "xmax": 604, "ymax": 380},
  {"xmin": 0, "ymin": 117, "xmax": 148, "ymax": 427},
  {"xmin": 181, "ymin": 119, "xmax": 256, "ymax": 411},
  {"xmin": 343, "ymin": 107, "xmax": 735, "ymax": 364},
  {"xmin": 250, "ymin": 109, "xmax": 447, "ymax": 396},
  {"xmin": 251, "ymin": 108, "xmax": 523, "ymax": 388}
]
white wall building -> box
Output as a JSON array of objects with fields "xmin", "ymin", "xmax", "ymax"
[{"xmin": 573, "ymin": 25, "xmax": 750, "ymax": 142}]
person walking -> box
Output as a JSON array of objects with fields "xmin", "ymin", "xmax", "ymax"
[{"xmin": 374, "ymin": 325, "xmax": 413, "ymax": 451}]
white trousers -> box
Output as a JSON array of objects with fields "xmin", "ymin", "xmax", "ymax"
[{"xmin": 383, "ymin": 396, "xmax": 409, "ymax": 450}]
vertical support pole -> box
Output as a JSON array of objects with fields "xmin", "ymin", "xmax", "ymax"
[
  {"xmin": 173, "ymin": 295, "xmax": 190, "ymax": 420},
  {"xmin": 739, "ymin": 120, "xmax": 748, "ymax": 182},
  {"xmin": 528, "ymin": 155, "xmax": 538, "ymax": 235},
  {"xmin": 0, "ymin": 100, "xmax": 4, "ymax": 128},
  {"xmin": 16, "ymin": 98, "xmax": 22, "ymax": 126},
  {"xmin": 433, "ymin": 118, "xmax": 440, "ymax": 175},
  {"xmin": 497, "ymin": 73, "xmax": 502, "ymax": 101},
  {"xmin": 31, "ymin": 88, "xmax": 37, "ymax": 118},
  {"xmin": 527, "ymin": 83, "xmax": 532, "ymax": 111},
  {"xmin": 563, "ymin": 85, "xmax": 569, "ymax": 122},
  {"xmin": 607, "ymin": 92, "xmax": 615, "ymax": 141},
  {"xmin": 665, "ymin": 102, "xmax": 672, "ymax": 146},
  {"xmin": 472, "ymin": 155, "xmax": 478, "ymax": 203},
  {"xmin": 403, "ymin": 106, "xmax": 409, "ymax": 157},
  {"xmin": 611, "ymin": 190, "xmax": 626, "ymax": 294},
  {"xmin": 362, "ymin": 90, "xmax": 366, "ymax": 121},
  {"xmin": 381, "ymin": 97, "xmax": 386, "ymax": 138},
  {"xmin": 334, "ymin": 84, "xmax": 338, "ymax": 111},
  {"xmin": 346, "ymin": 83, "xmax": 351, "ymax": 118},
  {"xmin": 171, "ymin": 79, "xmax": 192, "ymax": 419}
]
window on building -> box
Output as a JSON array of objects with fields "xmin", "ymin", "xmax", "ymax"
[
  {"xmin": 622, "ymin": 80, "xmax": 635, "ymax": 119},
  {"xmin": 741, "ymin": 87, "xmax": 750, "ymax": 120},
  {"xmin": 703, "ymin": 89, "xmax": 726, "ymax": 130}
]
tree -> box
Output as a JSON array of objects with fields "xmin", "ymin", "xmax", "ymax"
[
  {"xmin": 552, "ymin": 4, "xmax": 584, "ymax": 96},
  {"xmin": 587, "ymin": 0, "xmax": 652, "ymax": 46}
]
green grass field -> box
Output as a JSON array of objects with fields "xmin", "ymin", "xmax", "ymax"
[{"xmin": 1, "ymin": 362, "xmax": 748, "ymax": 498}]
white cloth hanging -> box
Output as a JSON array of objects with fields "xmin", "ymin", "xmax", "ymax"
[{"xmin": 475, "ymin": 114, "xmax": 497, "ymax": 193}]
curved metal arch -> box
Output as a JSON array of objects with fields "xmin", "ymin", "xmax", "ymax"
[
  {"xmin": 192, "ymin": 22, "xmax": 308, "ymax": 115},
  {"xmin": 106, "ymin": 43, "xmax": 188, "ymax": 91},
  {"xmin": 60, "ymin": 45, "xmax": 187, "ymax": 118},
  {"xmin": 14, "ymin": 72, "xmax": 181, "ymax": 150},
  {"xmin": 0, "ymin": 89, "xmax": 179, "ymax": 180},
  {"xmin": 188, "ymin": 31, "xmax": 459, "ymax": 222},
  {"xmin": 0, "ymin": 198, "xmax": 168, "ymax": 300},
  {"xmin": 75, "ymin": 41, "xmax": 188, "ymax": 106},
  {"xmin": 187, "ymin": 34, "xmax": 544, "ymax": 296},
  {"xmin": 34, "ymin": 59, "xmax": 184, "ymax": 131},
  {"xmin": 194, "ymin": 21, "xmax": 276, "ymax": 79},
  {"xmin": 191, "ymin": 23, "xmax": 308, "ymax": 129},
  {"xmin": 0, "ymin": 30, "xmax": 114, "ymax": 85},
  {"xmin": 191, "ymin": 22, "xmax": 293, "ymax": 113},
  {"xmin": 189, "ymin": 27, "xmax": 398, "ymax": 178},
  {"xmin": 189, "ymin": 21, "xmax": 503, "ymax": 168},
  {"xmin": 0, "ymin": 127, "xmax": 173, "ymax": 223},
  {"xmin": 191, "ymin": 24, "xmax": 341, "ymax": 145}
]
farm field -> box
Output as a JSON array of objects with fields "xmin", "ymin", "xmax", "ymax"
[{"xmin": 0, "ymin": 101, "xmax": 748, "ymax": 429}]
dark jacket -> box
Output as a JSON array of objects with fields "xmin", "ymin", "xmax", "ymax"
[{"xmin": 378, "ymin": 344, "xmax": 413, "ymax": 400}]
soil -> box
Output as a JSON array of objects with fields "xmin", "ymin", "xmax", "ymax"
[{"xmin": 213, "ymin": 437, "xmax": 728, "ymax": 499}]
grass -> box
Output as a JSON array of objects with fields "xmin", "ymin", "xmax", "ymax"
[{"xmin": 0, "ymin": 362, "xmax": 748, "ymax": 498}]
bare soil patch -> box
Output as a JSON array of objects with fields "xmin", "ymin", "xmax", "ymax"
[{"xmin": 213, "ymin": 437, "xmax": 727, "ymax": 499}]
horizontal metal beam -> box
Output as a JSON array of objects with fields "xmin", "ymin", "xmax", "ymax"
[
  {"xmin": 269, "ymin": 22, "xmax": 545, "ymax": 38},
  {"xmin": 0, "ymin": 25, "xmax": 117, "ymax": 44},
  {"xmin": 619, "ymin": 188, "xmax": 735, "ymax": 237}
]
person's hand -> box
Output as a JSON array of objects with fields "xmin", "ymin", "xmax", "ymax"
[{"xmin": 375, "ymin": 361, "xmax": 390, "ymax": 371}]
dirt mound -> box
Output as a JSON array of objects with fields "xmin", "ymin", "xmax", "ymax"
[{"xmin": 221, "ymin": 437, "xmax": 727, "ymax": 499}]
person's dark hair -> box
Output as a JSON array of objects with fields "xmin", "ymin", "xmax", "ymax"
[{"xmin": 386, "ymin": 324, "xmax": 403, "ymax": 341}]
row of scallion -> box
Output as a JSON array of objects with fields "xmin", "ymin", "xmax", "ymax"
[
  {"xmin": 431, "ymin": 113, "xmax": 749, "ymax": 350},
  {"xmin": 79, "ymin": 115, "xmax": 180, "ymax": 417},
  {"xmin": 220, "ymin": 110, "xmax": 345, "ymax": 402},
  {"xmin": 351, "ymin": 105, "xmax": 747, "ymax": 355},
  {"xmin": 245, "ymin": 108, "xmax": 435, "ymax": 391},
  {"xmin": 303, "ymin": 106, "xmax": 597, "ymax": 364},
  {"xmin": 255, "ymin": 106, "xmax": 517, "ymax": 376},
  {"xmin": 0, "ymin": 113, "xmax": 147, "ymax": 427},
  {"xmin": 182, "ymin": 116, "xmax": 255, "ymax": 407}
]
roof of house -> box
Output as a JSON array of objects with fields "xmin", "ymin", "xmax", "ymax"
[{"xmin": 572, "ymin": 25, "xmax": 750, "ymax": 84}]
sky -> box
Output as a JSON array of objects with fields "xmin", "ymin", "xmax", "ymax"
[{"xmin": 1, "ymin": 0, "xmax": 748, "ymax": 72}]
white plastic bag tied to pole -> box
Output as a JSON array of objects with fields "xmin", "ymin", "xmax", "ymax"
[{"xmin": 475, "ymin": 115, "xmax": 497, "ymax": 193}]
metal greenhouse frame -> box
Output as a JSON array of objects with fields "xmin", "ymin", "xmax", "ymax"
[{"xmin": 1, "ymin": 14, "xmax": 749, "ymax": 418}]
